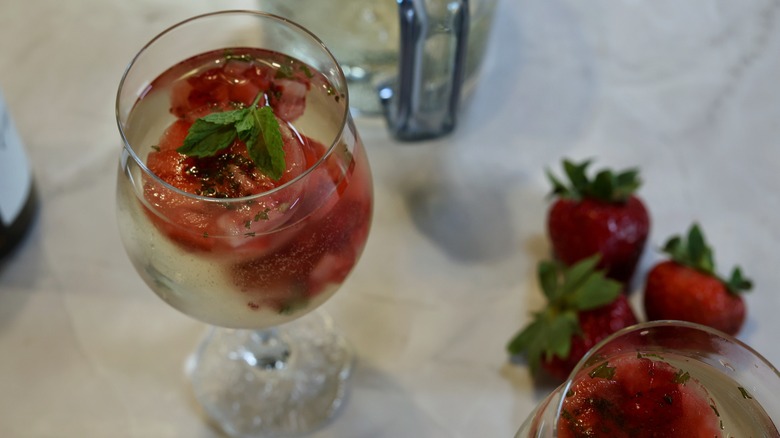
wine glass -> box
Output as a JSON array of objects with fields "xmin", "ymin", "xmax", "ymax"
[
  {"xmin": 115, "ymin": 11, "xmax": 373, "ymax": 437},
  {"xmin": 515, "ymin": 321, "xmax": 780, "ymax": 437}
]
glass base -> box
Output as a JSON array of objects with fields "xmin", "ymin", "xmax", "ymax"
[{"xmin": 186, "ymin": 312, "xmax": 353, "ymax": 437}]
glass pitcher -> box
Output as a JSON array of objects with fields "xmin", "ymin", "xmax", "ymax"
[{"xmin": 257, "ymin": 0, "xmax": 499, "ymax": 140}]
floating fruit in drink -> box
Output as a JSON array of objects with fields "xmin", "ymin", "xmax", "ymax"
[{"xmin": 117, "ymin": 48, "xmax": 372, "ymax": 328}]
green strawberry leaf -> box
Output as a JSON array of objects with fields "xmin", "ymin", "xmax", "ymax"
[
  {"xmin": 563, "ymin": 159, "xmax": 590, "ymax": 195},
  {"xmin": 561, "ymin": 255, "xmax": 601, "ymax": 296},
  {"xmin": 590, "ymin": 170, "xmax": 614, "ymax": 200},
  {"xmin": 662, "ymin": 236, "xmax": 685, "ymax": 261},
  {"xmin": 546, "ymin": 169, "xmax": 572, "ymax": 198},
  {"xmin": 507, "ymin": 317, "xmax": 547, "ymax": 374},
  {"xmin": 662, "ymin": 223, "xmax": 752, "ymax": 295},
  {"xmin": 568, "ymin": 273, "xmax": 622, "ymax": 310},
  {"xmin": 725, "ymin": 266, "xmax": 752, "ymax": 294},
  {"xmin": 686, "ymin": 224, "xmax": 715, "ymax": 274},
  {"xmin": 547, "ymin": 158, "xmax": 641, "ymax": 203},
  {"xmin": 614, "ymin": 169, "xmax": 641, "ymax": 199},
  {"xmin": 545, "ymin": 310, "xmax": 579, "ymax": 361},
  {"xmin": 538, "ymin": 261, "xmax": 559, "ymax": 301},
  {"xmin": 506, "ymin": 255, "xmax": 624, "ymax": 375}
]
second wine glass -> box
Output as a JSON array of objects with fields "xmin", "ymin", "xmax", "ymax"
[
  {"xmin": 515, "ymin": 321, "xmax": 780, "ymax": 437},
  {"xmin": 115, "ymin": 10, "xmax": 373, "ymax": 437}
]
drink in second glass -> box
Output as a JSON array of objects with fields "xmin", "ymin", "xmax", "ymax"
[{"xmin": 516, "ymin": 321, "xmax": 780, "ymax": 437}]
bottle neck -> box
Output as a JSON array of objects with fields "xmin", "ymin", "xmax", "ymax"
[{"xmin": 0, "ymin": 181, "xmax": 38, "ymax": 262}]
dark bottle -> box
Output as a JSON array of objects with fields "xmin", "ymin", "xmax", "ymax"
[{"xmin": 0, "ymin": 90, "xmax": 37, "ymax": 261}]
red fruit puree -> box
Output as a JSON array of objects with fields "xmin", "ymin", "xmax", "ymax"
[{"xmin": 558, "ymin": 355, "xmax": 721, "ymax": 438}]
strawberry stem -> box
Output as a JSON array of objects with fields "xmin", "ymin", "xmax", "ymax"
[
  {"xmin": 506, "ymin": 255, "xmax": 622, "ymax": 374},
  {"xmin": 547, "ymin": 158, "xmax": 641, "ymax": 203},
  {"xmin": 662, "ymin": 223, "xmax": 752, "ymax": 295}
]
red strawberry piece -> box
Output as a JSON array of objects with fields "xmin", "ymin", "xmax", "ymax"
[
  {"xmin": 169, "ymin": 79, "xmax": 194, "ymax": 119},
  {"xmin": 186, "ymin": 67, "xmax": 231, "ymax": 111},
  {"xmin": 546, "ymin": 159, "xmax": 650, "ymax": 285},
  {"xmin": 156, "ymin": 119, "xmax": 192, "ymax": 152},
  {"xmin": 558, "ymin": 355, "xmax": 722, "ymax": 438},
  {"xmin": 146, "ymin": 149, "xmax": 194, "ymax": 189},
  {"xmin": 143, "ymin": 119, "xmax": 310, "ymax": 254},
  {"xmin": 269, "ymin": 78, "xmax": 309, "ymax": 122},
  {"xmin": 242, "ymin": 62, "xmax": 274, "ymax": 91},
  {"xmin": 170, "ymin": 62, "xmax": 268, "ymax": 119},
  {"xmin": 644, "ymin": 224, "xmax": 752, "ymax": 336},
  {"xmin": 229, "ymin": 135, "xmax": 372, "ymax": 312},
  {"xmin": 507, "ymin": 255, "xmax": 638, "ymax": 381},
  {"xmin": 231, "ymin": 195, "xmax": 371, "ymax": 311}
]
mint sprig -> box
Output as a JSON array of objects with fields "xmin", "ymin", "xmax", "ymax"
[
  {"xmin": 177, "ymin": 93, "xmax": 286, "ymax": 181},
  {"xmin": 662, "ymin": 223, "xmax": 753, "ymax": 295}
]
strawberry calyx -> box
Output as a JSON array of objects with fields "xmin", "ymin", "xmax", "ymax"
[
  {"xmin": 507, "ymin": 255, "xmax": 623, "ymax": 375},
  {"xmin": 662, "ymin": 223, "xmax": 752, "ymax": 295},
  {"xmin": 547, "ymin": 158, "xmax": 641, "ymax": 203}
]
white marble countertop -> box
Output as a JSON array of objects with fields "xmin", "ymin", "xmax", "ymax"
[{"xmin": 2, "ymin": 0, "xmax": 780, "ymax": 436}]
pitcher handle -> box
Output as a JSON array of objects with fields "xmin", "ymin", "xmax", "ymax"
[{"xmin": 379, "ymin": 0, "xmax": 469, "ymax": 141}]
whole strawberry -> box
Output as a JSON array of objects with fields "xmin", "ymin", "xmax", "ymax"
[
  {"xmin": 547, "ymin": 159, "xmax": 650, "ymax": 285},
  {"xmin": 644, "ymin": 224, "xmax": 752, "ymax": 336},
  {"xmin": 507, "ymin": 255, "xmax": 638, "ymax": 381}
]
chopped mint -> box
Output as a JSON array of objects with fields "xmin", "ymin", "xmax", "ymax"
[{"xmin": 588, "ymin": 361, "xmax": 617, "ymax": 380}]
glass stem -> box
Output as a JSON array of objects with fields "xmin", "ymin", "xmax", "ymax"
[{"xmin": 238, "ymin": 328, "xmax": 291, "ymax": 370}]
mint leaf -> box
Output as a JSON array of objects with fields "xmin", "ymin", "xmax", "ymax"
[
  {"xmin": 178, "ymin": 119, "xmax": 239, "ymax": 157},
  {"xmin": 247, "ymin": 106, "xmax": 285, "ymax": 181},
  {"xmin": 201, "ymin": 109, "xmax": 249, "ymax": 125},
  {"xmin": 588, "ymin": 361, "xmax": 617, "ymax": 380},
  {"xmin": 674, "ymin": 369, "xmax": 691, "ymax": 384},
  {"xmin": 177, "ymin": 92, "xmax": 286, "ymax": 181}
]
